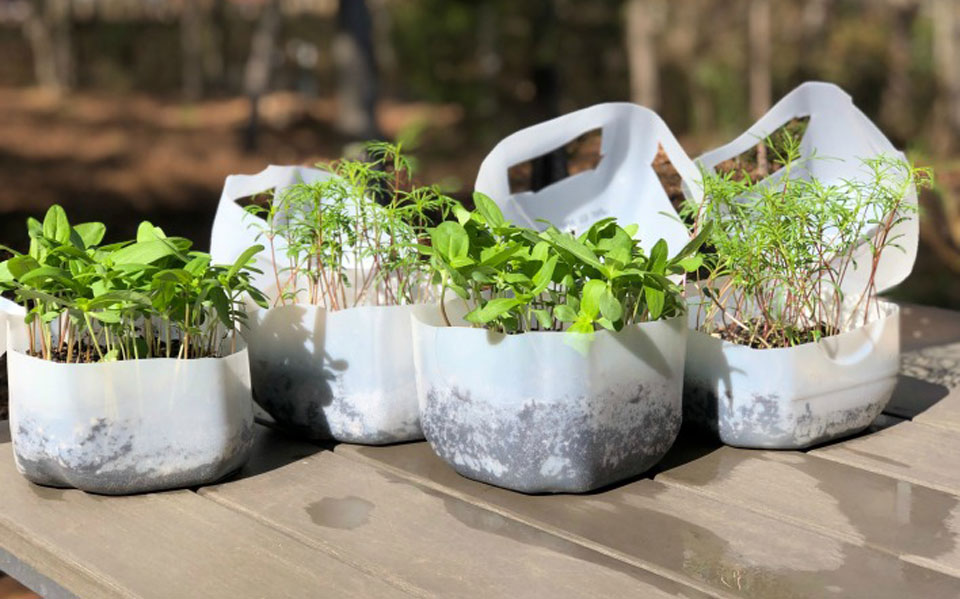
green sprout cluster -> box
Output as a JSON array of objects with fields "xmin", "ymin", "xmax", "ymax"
[
  {"xmin": 246, "ymin": 141, "xmax": 456, "ymax": 309},
  {"xmin": 684, "ymin": 130, "xmax": 932, "ymax": 348},
  {"xmin": 0, "ymin": 206, "xmax": 266, "ymax": 362},
  {"xmin": 423, "ymin": 193, "xmax": 708, "ymax": 334}
]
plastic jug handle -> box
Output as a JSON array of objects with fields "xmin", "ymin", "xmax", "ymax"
[
  {"xmin": 697, "ymin": 81, "xmax": 854, "ymax": 170},
  {"xmin": 476, "ymin": 102, "xmax": 704, "ymax": 206}
]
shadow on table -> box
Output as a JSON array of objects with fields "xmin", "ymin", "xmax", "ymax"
[
  {"xmin": 884, "ymin": 375, "xmax": 951, "ymax": 420},
  {"xmin": 221, "ymin": 420, "xmax": 335, "ymax": 484}
]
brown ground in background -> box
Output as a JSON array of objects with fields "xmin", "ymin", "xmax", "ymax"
[{"xmin": 0, "ymin": 87, "xmax": 475, "ymax": 252}]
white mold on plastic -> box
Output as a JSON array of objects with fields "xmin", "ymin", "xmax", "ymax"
[
  {"xmin": 243, "ymin": 302, "xmax": 426, "ymax": 444},
  {"xmin": 6, "ymin": 320, "xmax": 254, "ymax": 494},
  {"xmin": 475, "ymin": 102, "xmax": 700, "ymax": 256},
  {"xmin": 684, "ymin": 301, "xmax": 900, "ymax": 449},
  {"xmin": 412, "ymin": 308, "xmax": 687, "ymax": 493},
  {"xmin": 684, "ymin": 82, "xmax": 918, "ymax": 448}
]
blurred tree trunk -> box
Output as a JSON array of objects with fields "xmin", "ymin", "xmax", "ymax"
[
  {"xmin": 624, "ymin": 0, "xmax": 661, "ymax": 109},
  {"xmin": 931, "ymin": 0, "xmax": 960, "ymax": 154},
  {"xmin": 530, "ymin": 0, "xmax": 565, "ymax": 191},
  {"xmin": 23, "ymin": 0, "xmax": 73, "ymax": 93},
  {"xmin": 669, "ymin": 1, "xmax": 711, "ymax": 133},
  {"xmin": 181, "ymin": 0, "xmax": 205, "ymax": 101},
  {"xmin": 243, "ymin": 0, "xmax": 282, "ymax": 152},
  {"xmin": 879, "ymin": 0, "xmax": 919, "ymax": 145},
  {"xmin": 476, "ymin": 3, "xmax": 501, "ymax": 122},
  {"xmin": 206, "ymin": 0, "xmax": 228, "ymax": 92},
  {"xmin": 749, "ymin": 0, "xmax": 771, "ymax": 174},
  {"xmin": 334, "ymin": 0, "xmax": 381, "ymax": 140}
]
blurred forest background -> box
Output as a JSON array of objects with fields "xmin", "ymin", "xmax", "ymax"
[{"xmin": 0, "ymin": 0, "xmax": 959, "ymax": 306}]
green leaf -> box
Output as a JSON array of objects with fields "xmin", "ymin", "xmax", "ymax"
[
  {"xmin": 75, "ymin": 223, "xmax": 108, "ymax": 249},
  {"xmin": 645, "ymin": 285, "xmax": 665, "ymax": 320},
  {"xmin": 89, "ymin": 310, "xmax": 121, "ymax": 324},
  {"xmin": 480, "ymin": 243, "xmax": 520, "ymax": 267},
  {"xmin": 453, "ymin": 203, "xmax": 472, "ymax": 225},
  {"xmin": 18, "ymin": 266, "xmax": 70, "ymax": 285},
  {"xmin": 674, "ymin": 221, "xmax": 714, "ymax": 262},
  {"xmin": 111, "ymin": 240, "xmax": 179, "ymax": 265},
  {"xmin": 209, "ymin": 286, "xmax": 232, "ymax": 328},
  {"xmin": 544, "ymin": 229, "xmax": 605, "ymax": 273},
  {"xmin": 532, "ymin": 308, "xmax": 553, "ymax": 330},
  {"xmin": 465, "ymin": 297, "xmax": 521, "ymax": 324},
  {"xmin": 431, "ymin": 222, "xmax": 470, "ymax": 261},
  {"xmin": 580, "ymin": 279, "xmax": 606, "ymax": 319},
  {"xmin": 227, "ymin": 245, "xmax": 263, "ymax": 278},
  {"xmin": 42, "ymin": 205, "xmax": 71, "ymax": 244},
  {"xmin": 675, "ymin": 255, "xmax": 703, "ymax": 272},
  {"xmin": 7, "ymin": 255, "xmax": 40, "ymax": 280},
  {"xmin": 473, "ymin": 192, "xmax": 505, "ymax": 228},
  {"xmin": 568, "ymin": 317, "xmax": 595, "ymax": 334},
  {"xmin": 531, "ymin": 254, "xmax": 559, "ymax": 296},
  {"xmin": 185, "ymin": 255, "xmax": 212, "ymax": 277},
  {"xmin": 648, "ymin": 239, "xmax": 668, "ymax": 274},
  {"xmin": 137, "ymin": 221, "xmax": 167, "ymax": 242},
  {"xmin": 599, "ymin": 288, "xmax": 622, "ymax": 322},
  {"xmin": 554, "ymin": 304, "xmax": 578, "ymax": 323}
]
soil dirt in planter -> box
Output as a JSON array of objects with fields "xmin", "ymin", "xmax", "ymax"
[
  {"xmin": 713, "ymin": 320, "xmax": 840, "ymax": 349},
  {"xmin": 28, "ymin": 340, "xmax": 187, "ymax": 364},
  {"xmin": 13, "ymin": 414, "xmax": 255, "ymax": 494},
  {"xmin": 421, "ymin": 382, "xmax": 681, "ymax": 493},
  {"xmin": 682, "ymin": 379, "xmax": 888, "ymax": 448}
]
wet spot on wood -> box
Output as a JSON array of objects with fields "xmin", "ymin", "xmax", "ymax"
[{"xmin": 307, "ymin": 496, "xmax": 374, "ymax": 530}]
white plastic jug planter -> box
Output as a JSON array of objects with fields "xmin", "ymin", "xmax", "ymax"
[
  {"xmin": 412, "ymin": 309, "xmax": 687, "ymax": 494},
  {"xmin": 211, "ymin": 165, "xmax": 429, "ymax": 444},
  {"xmin": 5, "ymin": 321, "xmax": 255, "ymax": 494},
  {"xmin": 244, "ymin": 302, "xmax": 426, "ymax": 444},
  {"xmin": 683, "ymin": 82, "xmax": 918, "ymax": 449},
  {"xmin": 683, "ymin": 300, "xmax": 900, "ymax": 449}
]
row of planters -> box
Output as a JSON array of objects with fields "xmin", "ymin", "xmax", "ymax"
[{"xmin": 0, "ymin": 82, "xmax": 931, "ymax": 494}]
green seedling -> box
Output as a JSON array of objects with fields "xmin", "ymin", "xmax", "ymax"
[
  {"xmin": 423, "ymin": 192, "xmax": 708, "ymax": 335},
  {"xmin": 245, "ymin": 141, "xmax": 456, "ymax": 309},
  {"xmin": 681, "ymin": 130, "xmax": 933, "ymax": 348},
  {"xmin": 0, "ymin": 206, "xmax": 267, "ymax": 362}
]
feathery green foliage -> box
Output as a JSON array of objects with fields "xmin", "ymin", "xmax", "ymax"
[
  {"xmin": 245, "ymin": 141, "xmax": 456, "ymax": 309},
  {"xmin": 682, "ymin": 130, "xmax": 932, "ymax": 348}
]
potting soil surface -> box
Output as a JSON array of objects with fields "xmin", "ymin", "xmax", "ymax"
[{"xmin": 1, "ymin": 303, "xmax": 960, "ymax": 598}]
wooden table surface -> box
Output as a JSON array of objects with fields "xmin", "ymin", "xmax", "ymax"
[{"xmin": 2, "ymin": 303, "xmax": 960, "ymax": 598}]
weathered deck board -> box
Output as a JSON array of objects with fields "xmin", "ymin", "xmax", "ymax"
[
  {"xmin": 201, "ymin": 449, "xmax": 711, "ymax": 599},
  {"xmin": 812, "ymin": 421, "xmax": 960, "ymax": 496},
  {"xmin": 896, "ymin": 340, "xmax": 960, "ymax": 429},
  {"xmin": 0, "ymin": 442, "xmax": 413, "ymax": 599},
  {"xmin": 334, "ymin": 442, "xmax": 960, "ymax": 598},
  {"xmin": 657, "ymin": 445, "xmax": 960, "ymax": 577},
  {"xmin": 886, "ymin": 304, "xmax": 960, "ymax": 420},
  {"xmin": 900, "ymin": 304, "xmax": 960, "ymax": 354}
]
